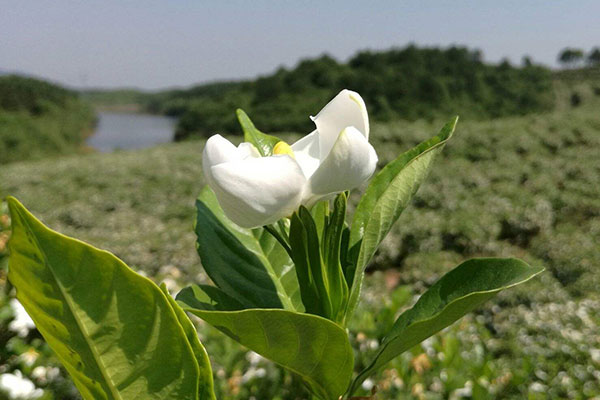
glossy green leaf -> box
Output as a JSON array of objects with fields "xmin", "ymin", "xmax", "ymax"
[
  {"xmin": 321, "ymin": 193, "xmax": 349, "ymax": 324},
  {"xmin": 176, "ymin": 284, "xmax": 244, "ymax": 312},
  {"xmin": 310, "ymin": 200, "xmax": 329, "ymax": 242},
  {"xmin": 236, "ymin": 109, "xmax": 282, "ymax": 156},
  {"xmin": 160, "ymin": 284, "xmax": 216, "ymax": 400},
  {"xmin": 195, "ymin": 187, "xmax": 302, "ymax": 311},
  {"xmin": 345, "ymin": 117, "xmax": 458, "ymax": 322},
  {"xmin": 289, "ymin": 208, "xmax": 331, "ymax": 318},
  {"xmin": 6, "ymin": 196, "xmax": 212, "ymax": 400},
  {"xmin": 177, "ymin": 290, "xmax": 354, "ymax": 400},
  {"xmin": 348, "ymin": 258, "xmax": 543, "ymax": 396}
]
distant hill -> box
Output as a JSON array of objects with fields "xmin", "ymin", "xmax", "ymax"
[
  {"xmin": 0, "ymin": 75, "xmax": 95, "ymax": 164},
  {"xmin": 0, "ymin": 75, "xmax": 74, "ymax": 113},
  {"xmin": 138, "ymin": 45, "xmax": 555, "ymax": 140}
]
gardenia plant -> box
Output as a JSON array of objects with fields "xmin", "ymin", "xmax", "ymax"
[{"xmin": 4, "ymin": 89, "xmax": 543, "ymax": 400}]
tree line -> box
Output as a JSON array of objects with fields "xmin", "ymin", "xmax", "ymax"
[
  {"xmin": 141, "ymin": 45, "xmax": 555, "ymax": 140},
  {"xmin": 558, "ymin": 47, "xmax": 600, "ymax": 69}
]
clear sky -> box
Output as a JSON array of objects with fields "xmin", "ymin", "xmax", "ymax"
[{"xmin": 2, "ymin": 1, "xmax": 599, "ymax": 90}]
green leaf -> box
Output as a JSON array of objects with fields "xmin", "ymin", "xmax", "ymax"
[
  {"xmin": 289, "ymin": 197, "xmax": 349, "ymax": 323},
  {"xmin": 160, "ymin": 284, "xmax": 216, "ymax": 400},
  {"xmin": 176, "ymin": 292, "xmax": 354, "ymax": 400},
  {"xmin": 195, "ymin": 187, "xmax": 302, "ymax": 311},
  {"xmin": 6, "ymin": 196, "xmax": 212, "ymax": 400},
  {"xmin": 345, "ymin": 117, "xmax": 458, "ymax": 322},
  {"xmin": 310, "ymin": 200, "xmax": 329, "ymax": 242},
  {"xmin": 348, "ymin": 258, "xmax": 543, "ymax": 396},
  {"xmin": 321, "ymin": 193, "xmax": 349, "ymax": 324},
  {"xmin": 236, "ymin": 109, "xmax": 282, "ymax": 156},
  {"xmin": 289, "ymin": 208, "xmax": 332, "ymax": 318},
  {"xmin": 176, "ymin": 284, "xmax": 244, "ymax": 312}
]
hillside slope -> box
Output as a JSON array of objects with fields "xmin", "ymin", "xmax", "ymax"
[{"xmin": 0, "ymin": 75, "xmax": 95, "ymax": 164}]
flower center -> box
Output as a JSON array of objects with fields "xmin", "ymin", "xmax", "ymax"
[{"xmin": 273, "ymin": 141, "xmax": 295, "ymax": 159}]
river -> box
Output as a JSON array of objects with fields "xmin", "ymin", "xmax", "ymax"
[{"xmin": 87, "ymin": 112, "xmax": 176, "ymax": 152}]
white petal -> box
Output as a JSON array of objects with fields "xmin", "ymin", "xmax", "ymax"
[
  {"xmin": 311, "ymin": 89, "xmax": 370, "ymax": 160},
  {"xmin": 304, "ymin": 126, "xmax": 377, "ymax": 206},
  {"xmin": 202, "ymin": 135, "xmax": 261, "ymax": 187},
  {"xmin": 291, "ymin": 130, "xmax": 320, "ymax": 178},
  {"xmin": 237, "ymin": 142, "xmax": 261, "ymax": 159},
  {"xmin": 210, "ymin": 155, "xmax": 307, "ymax": 228},
  {"xmin": 202, "ymin": 135, "xmax": 240, "ymax": 186}
]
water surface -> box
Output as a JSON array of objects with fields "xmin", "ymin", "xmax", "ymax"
[{"xmin": 87, "ymin": 112, "xmax": 176, "ymax": 152}]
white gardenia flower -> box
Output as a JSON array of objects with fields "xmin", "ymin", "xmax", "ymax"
[
  {"xmin": 0, "ymin": 370, "xmax": 43, "ymax": 399},
  {"xmin": 8, "ymin": 299, "xmax": 35, "ymax": 338},
  {"xmin": 203, "ymin": 89, "xmax": 378, "ymax": 228}
]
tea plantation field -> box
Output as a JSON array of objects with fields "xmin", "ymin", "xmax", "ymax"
[{"xmin": 1, "ymin": 90, "xmax": 599, "ymax": 399}]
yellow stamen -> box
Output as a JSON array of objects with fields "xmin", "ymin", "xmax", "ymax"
[{"xmin": 273, "ymin": 141, "xmax": 295, "ymax": 159}]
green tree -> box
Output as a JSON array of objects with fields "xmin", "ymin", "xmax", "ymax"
[
  {"xmin": 558, "ymin": 48, "xmax": 585, "ymax": 68},
  {"xmin": 587, "ymin": 47, "xmax": 600, "ymax": 66}
]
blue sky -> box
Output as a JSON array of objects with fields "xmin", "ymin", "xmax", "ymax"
[{"xmin": 2, "ymin": 1, "xmax": 599, "ymax": 89}]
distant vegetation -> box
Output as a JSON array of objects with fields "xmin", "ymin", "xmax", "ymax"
[
  {"xmin": 5, "ymin": 45, "xmax": 597, "ymax": 165},
  {"xmin": 558, "ymin": 46, "xmax": 600, "ymax": 68},
  {"xmin": 0, "ymin": 75, "xmax": 95, "ymax": 164},
  {"xmin": 81, "ymin": 45, "xmax": 600, "ymax": 143},
  {"xmin": 138, "ymin": 46, "xmax": 555, "ymax": 140}
]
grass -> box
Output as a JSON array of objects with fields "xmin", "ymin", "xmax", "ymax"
[
  {"xmin": 0, "ymin": 75, "xmax": 95, "ymax": 164},
  {"xmin": 1, "ymin": 89, "xmax": 599, "ymax": 399}
]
